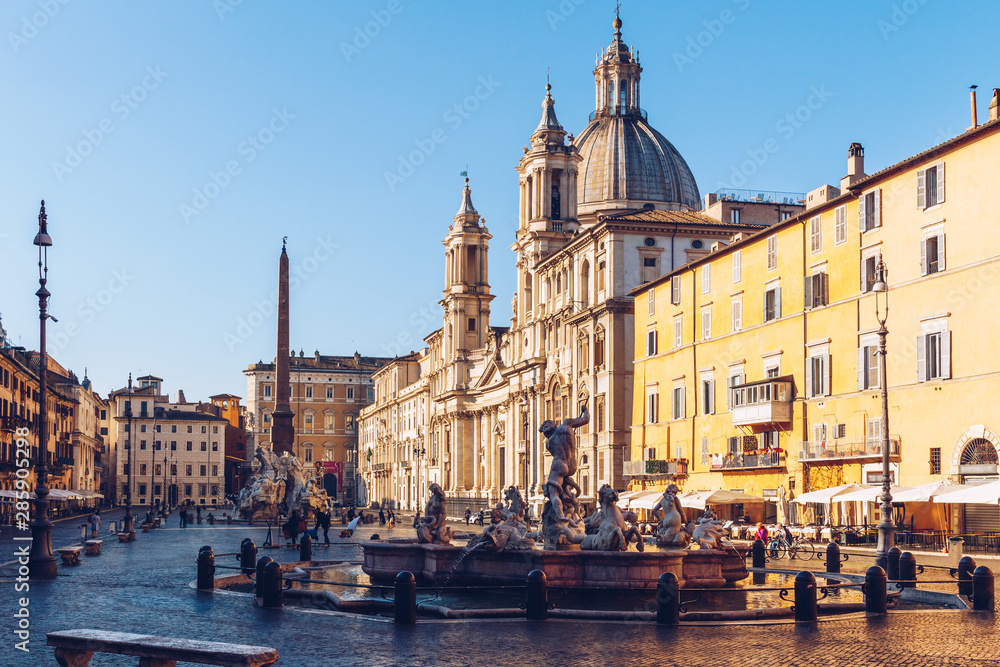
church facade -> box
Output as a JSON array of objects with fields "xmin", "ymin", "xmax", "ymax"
[{"xmin": 359, "ymin": 16, "xmax": 771, "ymax": 515}]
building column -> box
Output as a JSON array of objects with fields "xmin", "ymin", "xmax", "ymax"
[
  {"xmin": 541, "ymin": 167, "xmax": 550, "ymax": 219},
  {"xmin": 472, "ymin": 412, "xmax": 481, "ymax": 494}
]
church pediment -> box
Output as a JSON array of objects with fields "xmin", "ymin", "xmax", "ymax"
[{"xmin": 472, "ymin": 354, "xmax": 508, "ymax": 391}]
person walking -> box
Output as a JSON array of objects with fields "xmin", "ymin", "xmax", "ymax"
[
  {"xmin": 89, "ymin": 509, "xmax": 101, "ymax": 538},
  {"xmin": 179, "ymin": 508, "xmax": 186, "ymax": 528},
  {"xmin": 316, "ymin": 507, "xmax": 331, "ymax": 545},
  {"xmin": 465, "ymin": 507, "xmax": 471, "ymax": 525},
  {"xmin": 378, "ymin": 507, "xmax": 386, "ymax": 526},
  {"xmin": 284, "ymin": 510, "xmax": 300, "ymax": 547}
]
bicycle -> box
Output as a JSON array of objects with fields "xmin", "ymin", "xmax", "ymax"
[{"xmin": 768, "ymin": 535, "xmax": 817, "ymax": 560}]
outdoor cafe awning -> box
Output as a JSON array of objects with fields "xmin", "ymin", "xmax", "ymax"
[
  {"xmin": 615, "ymin": 490, "xmax": 649, "ymax": 508},
  {"xmin": 0, "ymin": 489, "xmax": 34, "ymax": 499},
  {"xmin": 892, "ymin": 481, "xmax": 973, "ymax": 503},
  {"xmin": 629, "ymin": 491, "xmax": 666, "ymax": 510},
  {"xmin": 792, "ymin": 483, "xmax": 868, "ymax": 504},
  {"xmin": 831, "ymin": 485, "xmax": 912, "ymax": 503},
  {"xmin": 678, "ymin": 489, "xmax": 764, "ymax": 510},
  {"xmin": 932, "ymin": 480, "xmax": 1000, "ymax": 505}
]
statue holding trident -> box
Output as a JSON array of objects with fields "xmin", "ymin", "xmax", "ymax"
[{"xmin": 539, "ymin": 406, "xmax": 589, "ymax": 548}]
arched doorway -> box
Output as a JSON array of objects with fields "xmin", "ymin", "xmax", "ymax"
[
  {"xmin": 323, "ymin": 473, "xmax": 337, "ymax": 500},
  {"xmin": 956, "ymin": 433, "xmax": 1000, "ymax": 532}
]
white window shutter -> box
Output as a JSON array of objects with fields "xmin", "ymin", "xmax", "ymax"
[
  {"xmin": 916, "ymin": 169, "xmax": 926, "ymax": 209},
  {"xmin": 804, "ymin": 275, "xmax": 813, "ymax": 309},
  {"xmin": 709, "ymin": 380, "xmax": 716, "ymax": 414},
  {"xmin": 938, "ymin": 234, "xmax": 946, "ymax": 271},
  {"xmin": 941, "ymin": 331, "xmax": 951, "ymax": 379},
  {"xmin": 822, "ymin": 353, "xmax": 831, "ymax": 396},
  {"xmin": 860, "ymin": 259, "xmax": 867, "ymax": 293},
  {"xmin": 821, "ymin": 273, "xmax": 829, "ymax": 306},
  {"xmin": 858, "ymin": 194, "xmax": 867, "ymax": 231},
  {"xmin": 805, "ymin": 356, "xmax": 814, "ymax": 398},
  {"xmin": 857, "ymin": 347, "xmax": 866, "ymax": 390},
  {"xmin": 680, "ymin": 387, "xmax": 686, "ymax": 419},
  {"xmin": 920, "ymin": 238, "xmax": 928, "ymax": 276},
  {"xmin": 917, "ymin": 335, "xmax": 927, "ymax": 383},
  {"xmin": 936, "ymin": 162, "xmax": 945, "ymax": 203},
  {"xmin": 874, "ymin": 188, "xmax": 881, "ymax": 227},
  {"xmin": 774, "ymin": 287, "xmax": 781, "ymax": 318},
  {"xmin": 726, "ymin": 376, "xmax": 733, "ymax": 410}
]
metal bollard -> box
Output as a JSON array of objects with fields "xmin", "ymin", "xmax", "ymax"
[
  {"xmin": 394, "ymin": 571, "xmax": 417, "ymax": 624},
  {"xmin": 255, "ymin": 556, "xmax": 274, "ymax": 600},
  {"xmin": 959, "ymin": 556, "xmax": 977, "ymax": 597},
  {"xmin": 239, "ymin": 539, "xmax": 257, "ymax": 576},
  {"xmin": 656, "ymin": 572, "xmax": 680, "ymax": 625},
  {"xmin": 972, "ymin": 566, "xmax": 994, "ymax": 612},
  {"xmin": 299, "ymin": 534, "xmax": 312, "ymax": 562},
  {"xmin": 525, "ymin": 570, "xmax": 548, "ymax": 620},
  {"xmin": 752, "ymin": 539, "xmax": 766, "ymax": 568},
  {"xmin": 826, "ymin": 542, "xmax": 842, "ymax": 574},
  {"xmin": 794, "ymin": 571, "xmax": 818, "ymax": 623},
  {"xmin": 196, "ymin": 547, "xmax": 215, "ymax": 591},
  {"xmin": 886, "ymin": 547, "xmax": 901, "ymax": 583},
  {"xmin": 898, "ymin": 551, "xmax": 917, "ymax": 589},
  {"xmin": 864, "ymin": 566, "xmax": 887, "ymax": 615},
  {"xmin": 260, "ymin": 561, "xmax": 283, "ymax": 608}
]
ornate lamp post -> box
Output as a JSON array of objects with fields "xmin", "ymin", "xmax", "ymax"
[
  {"xmin": 162, "ymin": 454, "xmax": 168, "ymax": 514},
  {"xmin": 122, "ymin": 374, "xmax": 135, "ymax": 538},
  {"xmin": 412, "ymin": 445, "xmax": 425, "ymax": 511},
  {"xmin": 872, "ymin": 256, "xmax": 894, "ymax": 569},
  {"xmin": 27, "ymin": 201, "xmax": 57, "ymax": 578}
]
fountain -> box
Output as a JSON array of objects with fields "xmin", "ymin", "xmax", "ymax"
[
  {"xmin": 229, "ymin": 445, "xmax": 330, "ymax": 523},
  {"xmin": 361, "ymin": 408, "xmax": 747, "ymax": 589}
]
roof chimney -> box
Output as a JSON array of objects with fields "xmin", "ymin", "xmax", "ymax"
[
  {"xmin": 990, "ymin": 89, "xmax": 1000, "ymax": 122},
  {"xmin": 970, "ymin": 85, "xmax": 979, "ymax": 130},
  {"xmin": 840, "ymin": 143, "xmax": 865, "ymax": 191}
]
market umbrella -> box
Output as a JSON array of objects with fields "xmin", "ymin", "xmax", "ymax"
[
  {"xmin": 892, "ymin": 481, "xmax": 974, "ymax": 503},
  {"xmin": 832, "ymin": 485, "xmax": 911, "ymax": 503},
  {"xmin": 678, "ymin": 489, "xmax": 764, "ymax": 510},
  {"xmin": 629, "ymin": 490, "xmax": 668, "ymax": 511},
  {"xmin": 792, "ymin": 483, "xmax": 868, "ymax": 504},
  {"xmin": 615, "ymin": 490, "xmax": 647, "ymax": 508},
  {"xmin": 932, "ymin": 480, "xmax": 1000, "ymax": 505}
]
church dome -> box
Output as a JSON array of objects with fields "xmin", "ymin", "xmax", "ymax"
[{"xmin": 575, "ymin": 16, "xmax": 701, "ymax": 213}]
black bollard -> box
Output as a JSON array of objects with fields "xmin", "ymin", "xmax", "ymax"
[
  {"xmin": 898, "ymin": 551, "xmax": 917, "ymax": 589},
  {"xmin": 864, "ymin": 566, "xmax": 887, "ymax": 615},
  {"xmin": 525, "ymin": 570, "xmax": 548, "ymax": 620},
  {"xmin": 299, "ymin": 533, "xmax": 312, "ymax": 562},
  {"xmin": 886, "ymin": 547, "xmax": 901, "ymax": 583},
  {"xmin": 196, "ymin": 547, "xmax": 215, "ymax": 591},
  {"xmin": 261, "ymin": 561, "xmax": 283, "ymax": 608},
  {"xmin": 752, "ymin": 539, "xmax": 766, "ymax": 568},
  {"xmin": 826, "ymin": 542, "xmax": 842, "ymax": 574},
  {"xmin": 255, "ymin": 556, "xmax": 274, "ymax": 600},
  {"xmin": 794, "ymin": 571, "xmax": 818, "ymax": 623},
  {"xmin": 239, "ymin": 539, "xmax": 257, "ymax": 576},
  {"xmin": 972, "ymin": 566, "xmax": 995, "ymax": 612},
  {"xmin": 394, "ymin": 571, "xmax": 417, "ymax": 624},
  {"xmin": 959, "ymin": 556, "xmax": 976, "ymax": 597},
  {"xmin": 656, "ymin": 572, "xmax": 680, "ymax": 625}
]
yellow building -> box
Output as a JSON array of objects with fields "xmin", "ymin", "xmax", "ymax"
[{"xmin": 631, "ymin": 99, "xmax": 1000, "ymax": 532}]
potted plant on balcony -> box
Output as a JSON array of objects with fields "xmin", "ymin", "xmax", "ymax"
[{"xmin": 676, "ymin": 458, "xmax": 688, "ymax": 474}]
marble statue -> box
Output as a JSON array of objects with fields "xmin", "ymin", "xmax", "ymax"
[
  {"xmin": 416, "ymin": 483, "xmax": 455, "ymax": 545},
  {"xmin": 691, "ymin": 508, "xmax": 728, "ymax": 550},
  {"xmin": 468, "ymin": 485, "xmax": 535, "ymax": 552},
  {"xmin": 654, "ymin": 484, "xmax": 690, "ymax": 548},
  {"xmin": 275, "ymin": 452, "xmax": 330, "ymax": 516},
  {"xmin": 580, "ymin": 485, "xmax": 644, "ymax": 552},
  {"xmin": 229, "ymin": 446, "xmax": 329, "ymax": 523},
  {"xmin": 540, "ymin": 407, "xmax": 589, "ymax": 549}
]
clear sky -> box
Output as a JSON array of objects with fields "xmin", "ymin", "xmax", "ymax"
[{"xmin": 1, "ymin": 0, "xmax": 997, "ymax": 402}]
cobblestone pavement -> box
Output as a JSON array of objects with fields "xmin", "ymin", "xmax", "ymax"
[{"xmin": 1, "ymin": 519, "xmax": 999, "ymax": 666}]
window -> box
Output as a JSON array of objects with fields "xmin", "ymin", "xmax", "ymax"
[
  {"xmin": 860, "ymin": 189, "xmax": 881, "ymax": 232},
  {"xmin": 673, "ymin": 319, "xmax": 682, "ymax": 349},
  {"xmin": 917, "ymin": 162, "xmax": 945, "ymax": 208},
  {"xmin": 140, "ymin": 440, "xmax": 146, "ymax": 450},
  {"xmin": 140, "ymin": 464, "xmax": 147, "ymax": 475},
  {"xmin": 858, "ymin": 344, "xmax": 880, "ymax": 390},
  {"xmin": 201, "ymin": 425, "xmax": 207, "ymax": 433},
  {"xmin": 596, "ymin": 395, "xmax": 605, "ymax": 432},
  {"xmin": 764, "ymin": 287, "xmax": 781, "ymax": 322},
  {"xmin": 186, "ymin": 441, "xmax": 193, "ymax": 450},
  {"xmin": 732, "ymin": 250, "xmax": 742, "ymax": 283},
  {"xmin": 199, "ymin": 485, "xmax": 206, "ymax": 497},
  {"xmin": 861, "ymin": 255, "xmax": 878, "ymax": 293},
  {"xmin": 304, "ymin": 413, "xmax": 313, "ymax": 429},
  {"xmin": 728, "ymin": 437, "xmax": 739, "ymax": 456},
  {"xmin": 200, "ymin": 442, "xmax": 207, "ymax": 451},
  {"xmin": 701, "ymin": 309, "xmax": 711, "ymax": 340},
  {"xmin": 347, "ymin": 387, "xmax": 355, "ymax": 400},
  {"xmin": 367, "ymin": 387, "xmax": 374, "ymax": 402},
  {"xmin": 139, "ymin": 484, "xmax": 146, "ymax": 497},
  {"xmin": 264, "ymin": 384, "xmax": 272, "ymax": 397},
  {"xmin": 670, "ymin": 276, "xmax": 681, "ymax": 305},
  {"xmin": 305, "ymin": 385, "xmax": 313, "ymax": 398},
  {"xmin": 467, "ymin": 317, "xmax": 476, "ymax": 332},
  {"xmin": 766, "ymin": 235, "xmax": 777, "ymax": 270},
  {"xmin": 200, "ymin": 465, "xmax": 206, "ymax": 476},
  {"xmin": 647, "ymin": 330, "xmax": 658, "ymax": 356},
  {"xmin": 702, "ymin": 264, "xmax": 711, "ymax": 294},
  {"xmin": 646, "ymin": 391, "xmax": 658, "ymax": 423},
  {"xmin": 730, "ymin": 208, "xmax": 741, "ymax": 224},
  {"xmin": 325, "ymin": 413, "xmax": 335, "ymax": 429},
  {"xmin": 170, "ymin": 441, "xmax": 176, "ymax": 450},
  {"xmin": 922, "ymin": 233, "xmax": 946, "ymax": 275},
  {"xmin": 186, "ymin": 464, "xmax": 192, "ymax": 476},
  {"xmin": 212, "ymin": 442, "xmax": 218, "ymax": 451},
  {"xmin": 701, "ymin": 438, "xmax": 711, "ymax": 465},
  {"xmin": 918, "ymin": 331, "xmax": 951, "ymax": 381},
  {"xmin": 866, "ymin": 418, "xmax": 883, "ymax": 451},
  {"xmin": 834, "ymin": 205, "xmax": 847, "ymax": 245},
  {"xmin": 642, "ymin": 257, "xmax": 658, "ymax": 283},
  {"xmin": 671, "ymin": 386, "xmax": 685, "ymax": 420},
  {"xmin": 211, "ymin": 464, "xmax": 218, "ymax": 476},
  {"xmin": 187, "ymin": 425, "xmax": 192, "ymax": 433},
  {"xmin": 171, "ymin": 464, "xmax": 177, "ymax": 475},
  {"xmin": 926, "ymin": 446, "xmax": 942, "ymax": 475},
  {"xmin": 810, "ymin": 216, "xmax": 822, "ymax": 254},
  {"xmin": 731, "ymin": 299, "xmax": 742, "ymax": 332},
  {"xmin": 648, "ymin": 288, "xmax": 655, "ymax": 316},
  {"xmin": 304, "ymin": 447, "xmax": 313, "ymax": 462},
  {"xmin": 701, "ymin": 379, "xmax": 716, "ymax": 415},
  {"xmin": 806, "ymin": 354, "xmax": 830, "ymax": 398},
  {"xmin": 804, "ymin": 272, "xmax": 829, "ymax": 308},
  {"xmin": 346, "ymin": 415, "xmax": 357, "ymax": 430},
  {"xmin": 171, "ymin": 425, "xmax": 177, "ymax": 433},
  {"xmin": 598, "ymin": 261, "xmax": 606, "ymax": 293}
]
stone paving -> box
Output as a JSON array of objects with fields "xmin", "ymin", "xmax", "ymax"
[{"xmin": 1, "ymin": 514, "xmax": 999, "ymax": 666}]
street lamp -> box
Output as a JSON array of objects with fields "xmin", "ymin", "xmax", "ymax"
[
  {"xmin": 162, "ymin": 454, "xmax": 168, "ymax": 515},
  {"xmin": 123, "ymin": 374, "xmax": 135, "ymax": 538},
  {"xmin": 872, "ymin": 255, "xmax": 894, "ymax": 569},
  {"xmin": 27, "ymin": 200, "xmax": 57, "ymax": 578},
  {"xmin": 412, "ymin": 445, "xmax": 425, "ymax": 511}
]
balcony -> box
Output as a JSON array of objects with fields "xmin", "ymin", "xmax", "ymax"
[
  {"xmin": 1, "ymin": 415, "xmax": 29, "ymax": 432},
  {"xmin": 729, "ymin": 378, "xmax": 793, "ymax": 427},
  {"xmin": 623, "ymin": 459, "xmax": 688, "ymax": 479},
  {"xmin": 797, "ymin": 437, "xmax": 900, "ymax": 463},
  {"xmin": 711, "ymin": 450, "xmax": 786, "ymax": 471}
]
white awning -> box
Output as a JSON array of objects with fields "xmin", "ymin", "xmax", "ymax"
[
  {"xmin": 832, "ymin": 485, "xmax": 911, "ymax": 503},
  {"xmin": 629, "ymin": 491, "xmax": 667, "ymax": 510},
  {"xmin": 678, "ymin": 489, "xmax": 765, "ymax": 510},
  {"xmin": 891, "ymin": 481, "xmax": 973, "ymax": 503},
  {"xmin": 0, "ymin": 489, "xmax": 34, "ymax": 499},
  {"xmin": 792, "ymin": 483, "xmax": 868, "ymax": 504},
  {"xmin": 616, "ymin": 490, "xmax": 648, "ymax": 508},
  {"xmin": 932, "ymin": 480, "xmax": 1000, "ymax": 505}
]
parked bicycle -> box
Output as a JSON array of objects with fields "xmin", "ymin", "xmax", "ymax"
[{"xmin": 767, "ymin": 534, "xmax": 817, "ymax": 560}]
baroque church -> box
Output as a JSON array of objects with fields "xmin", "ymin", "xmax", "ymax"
[{"xmin": 360, "ymin": 15, "xmax": 768, "ymax": 515}]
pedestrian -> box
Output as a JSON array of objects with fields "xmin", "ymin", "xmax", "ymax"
[
  {"xmin": 89, "ymin": 509, "xmax": 101, "ymax": 538},
  {"xmin": 754, "ymin": 522, "xmax": 769, "ymax": 543},
  {"xmin": 348, "ymin": 506, "xmax": 355, "ymax": 521},
  {"xmin": 196, "ymin": 506, "xmax": 202, "ymax": 524},
  {"xmin": 316, "ymin": 507, "xmax": 331, "ymax": 545},
  {"xmin": 465, "ymin": 507, "xmax": 471, "ymax": 525},
  {"xmin": 179, "ymin": 509, "xmax": 186, "ymax": 528},
  {"xmin": 379, "ymin": 507, "xmax": 386, "ymax": 525},
  {"xmin": 387, "ymin": 509, "xmax": 395, "ymax": 530},
  {"xmin": 284, "ymin": 510, "xmax": 300, "ymax": 547}
]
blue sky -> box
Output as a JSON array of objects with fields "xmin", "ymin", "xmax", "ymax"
[{"xmin": 1, "ymin": 0, "xmax": 997, "ymax": 401}]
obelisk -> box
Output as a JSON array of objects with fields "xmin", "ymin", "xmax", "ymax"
[{"xmin": 271, "ymin": 238, "xmax": 294, "ymax": 454}]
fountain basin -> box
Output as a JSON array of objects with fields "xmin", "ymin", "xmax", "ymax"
[{"xmin": 361, "ymin": 541, "xmax": 747, "ymax": 589}]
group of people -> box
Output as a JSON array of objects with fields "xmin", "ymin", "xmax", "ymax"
[{"xmin": 377, "ymin": 507, "xmax": 396, "ymax": 528}]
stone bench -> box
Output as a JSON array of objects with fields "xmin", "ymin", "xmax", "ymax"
[
  {"xmin": 55, "ymin": 547, "xmax": 82, "ymax": 566},
  {"xmin": 117, "ymin": 532, "xmax": 134, "ymax": 543},
  {"xmin": 47, "ymin": 629, "xmax": 279, "ymax": 667},
  {"xmin": 84, "ymin": 540, "xmax": 102, "ymax": 556}
]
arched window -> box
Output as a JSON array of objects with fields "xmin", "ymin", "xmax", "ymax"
[
  {"xmin": 581, "ymin": 261, "xmax": 590, "ymax": 306},
  {"xmin": 961, "ymin": 439, "xmax": 998, "ymax": 465},
  {"xmin": 550, "ymin": 383, "xmax": 562, "ymax": 422},
  {"xmin": 524, "ymin": 273, "xmax": 533, "ymax": 315},
  {"xmin": 608, "ymin": 80, "xmax": 614, "ymax": 108},
  {"xmin": 324, "ymin": 410, "xmax": 336, "ymax": 430},
  {"xmin": 594, "ymin": 326, "xmax": 606, "ymax": 368},
  {"xmin": 578, "ymin": 332, "xmax": 590, "ymax": 374},
  {"xmin": 620, "ymin": 79, "xmax": 627, "ymax": 109}
]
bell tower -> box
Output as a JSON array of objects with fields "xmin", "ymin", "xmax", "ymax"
[
  {"xmin": 441, "ymin": 179, "xmax": 493, "ymax": 386},
  {"xmin": 593, "ymin": 13, "xmax": 642, "ymax": 118}
]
